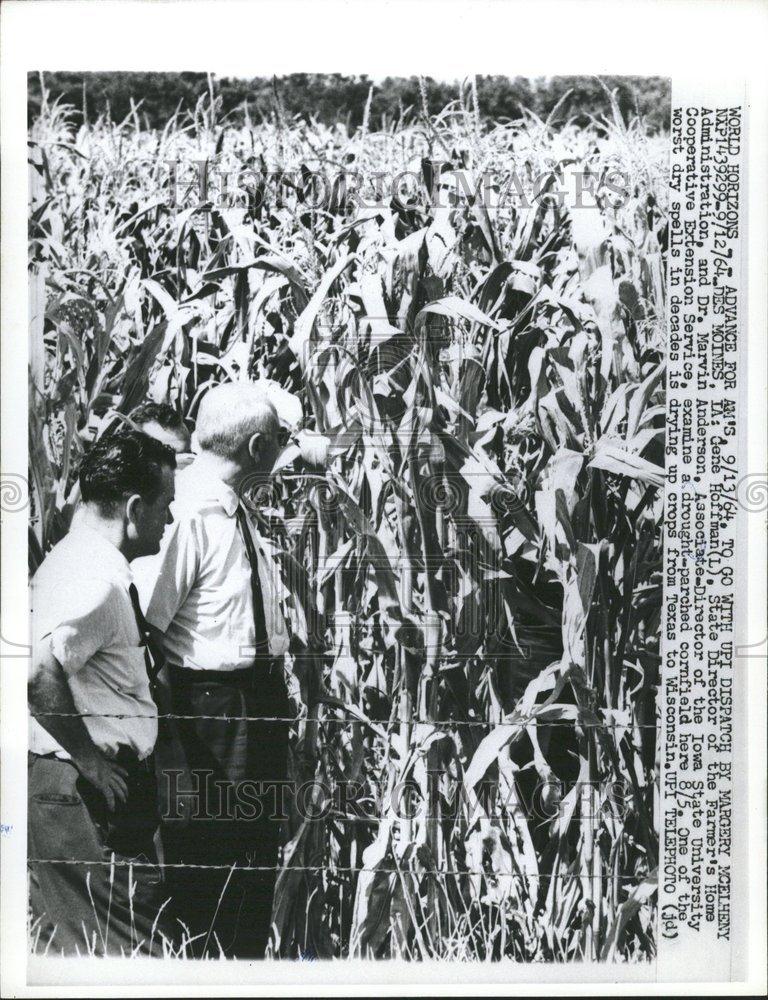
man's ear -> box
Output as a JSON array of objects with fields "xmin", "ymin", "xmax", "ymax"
[
  {"xmin": 125, "ymin": 493, "xmax": 143, "ymax": 525},
  {"xmin": 247, "ymin": 432, "xmax": 262, "ymax": 461}
]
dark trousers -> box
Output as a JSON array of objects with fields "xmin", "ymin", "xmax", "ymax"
[
  {"xmin": 28, "ymin": 749, "xmax": 167, "ymax": 957},
  {"xmin": 161, "ymin": 664, "xmax": 290, "ymax": 959}
]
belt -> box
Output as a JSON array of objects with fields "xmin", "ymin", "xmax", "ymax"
[
  {"xmin": 168, "ymin": 661, "xmax": 280, "ymax": 687},
  {"xmin": 27, "ymin": 743, "xmax": 153, "ymax": 771},
  {"xmin": 29, "ymin": 747, "xmax": 154, "ymax": 775},
  {"xmin": 28, "ymin": 750, "xmax": 67, "ymax": 763}
]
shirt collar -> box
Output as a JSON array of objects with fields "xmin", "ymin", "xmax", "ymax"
[
  {"xmin": 67, "ymin": 523, "xmax": 133, "ymax": 584},
  {"xmin": 176, "ymin": 461, "xmax": 240, "ymax": 517}
]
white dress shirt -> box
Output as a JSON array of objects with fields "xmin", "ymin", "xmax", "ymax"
[
  {"xmin": 133, "ymin": 461, "xmax": 290, "ymax": 672},
  {"xmin": 29, "ymin": 524, "xmax": 158, "ymax": 760}
]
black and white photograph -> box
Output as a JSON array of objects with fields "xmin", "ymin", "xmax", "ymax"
[
  {"xmin": 25, "ymin": 65, "xmax": 670, "ymax": 962},
  {"xmin": 1, "ymin": 0, "xmax": 766, "ymax": 993}
]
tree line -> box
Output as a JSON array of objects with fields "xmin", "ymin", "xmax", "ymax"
[{"xmin": 29, "ymin": 72, "xmax": 670, "ymax": 133}]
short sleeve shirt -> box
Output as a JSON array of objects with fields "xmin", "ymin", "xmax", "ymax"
[
  {"xmin": 133, "ymin": 463, "xmax": 290, "ymax": 672},
  {"xmin": 29, "ymin": 524, "xmax": 157, "ymax": 759}
]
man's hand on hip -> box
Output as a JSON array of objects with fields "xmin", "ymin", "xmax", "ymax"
[{"xmin": 73, "ymin": 750, "xmax": 130, "ymax": 812}]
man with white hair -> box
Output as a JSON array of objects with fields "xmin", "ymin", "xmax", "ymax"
[{"xmin": 134, "ymin": 382, "xmax": 291, "ymax": 958}]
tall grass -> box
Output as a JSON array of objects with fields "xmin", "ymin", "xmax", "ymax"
[
  {"xmin": 28, "ymin": 84, "xmax": 667, "ymax": 960},
  {"xmin": 28, "ymin": 861, "xmax": 200, "ymax": 959}
]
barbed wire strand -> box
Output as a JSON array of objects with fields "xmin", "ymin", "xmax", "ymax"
[
  {"xmin": 27, "ymin": 858, "xmax": 651, "ymax": 879},
  {"xmin": 30, "ymin": 712, "xmax": 660, "ymax": 728}
]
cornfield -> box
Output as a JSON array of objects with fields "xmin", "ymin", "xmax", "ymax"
[{"xmin": 28, "ymin": 77, "xmax": 668, "ymax": 961}]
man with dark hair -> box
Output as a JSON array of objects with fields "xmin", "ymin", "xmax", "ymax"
[
  {"xmin": 28, "ymin": 430, "xmax": 177, "ymax": 956},
  {"xmin": 128, "ymin": 401, "xmax": 192, "ymax": 457}
]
